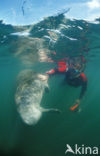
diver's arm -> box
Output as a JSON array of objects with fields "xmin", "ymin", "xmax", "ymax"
[
  {"xmin": 46, "ymin": 68, "xmax": 58, "ymax": 75},
  {"xmin": 70, "ymin": 81, "xmax": 87, "ymax": 111},
  {"xmin": 79, "ymin": 80, "xmax": 87, "ymax": 99}
]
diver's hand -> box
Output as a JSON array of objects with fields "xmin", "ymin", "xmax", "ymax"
[{"xmin": 75, "ymin": 99, "xmax": 80, "ymax": 105}]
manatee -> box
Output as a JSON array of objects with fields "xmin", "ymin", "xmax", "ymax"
[{"xmin": 15, "ymin": 70, "xmax": 60, "ymax": 125}]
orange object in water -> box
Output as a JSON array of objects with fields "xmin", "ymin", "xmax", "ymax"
[{"xmin": 70, "ymin": 104, "xmax": 79, "ymax": 111}]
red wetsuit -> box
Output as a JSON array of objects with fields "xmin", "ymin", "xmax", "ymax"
[
  {"xmin": 46, "ymin": 61, "xmax": 68, "ymax": 74},
  {"xmin": 46, "ymin": 61, "xmax": 87, "ymax": 99}
]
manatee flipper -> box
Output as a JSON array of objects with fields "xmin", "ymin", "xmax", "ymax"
[
  {"xmin": 42, "ymin": 108, "xmax": 62, "ymax": 114},
  {"xmin": 45, "ymin": 83, "xmax": 50, "ymax": 93},
  {"xmin": 45, "ymin": 87, "xmax": 49, "ymax": 93}
]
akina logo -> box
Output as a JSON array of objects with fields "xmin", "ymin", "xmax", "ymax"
[{"xmin": 65, "ymin": 144, "xmax": 99, "ymax": 155}]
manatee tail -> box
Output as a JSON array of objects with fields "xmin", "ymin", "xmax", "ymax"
[{"xmin": 42, "ymin": 108, "xmax": 61, "ymax": 114}]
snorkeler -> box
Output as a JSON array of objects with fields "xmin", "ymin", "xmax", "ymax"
[{"xmin": 46, "ymin": 56, "xmax": 87, "ymax": 111}]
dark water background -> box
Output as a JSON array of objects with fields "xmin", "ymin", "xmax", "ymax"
[{"xmin": 0, "ymin": 15, "xmax": 100, "ymax": 156}]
